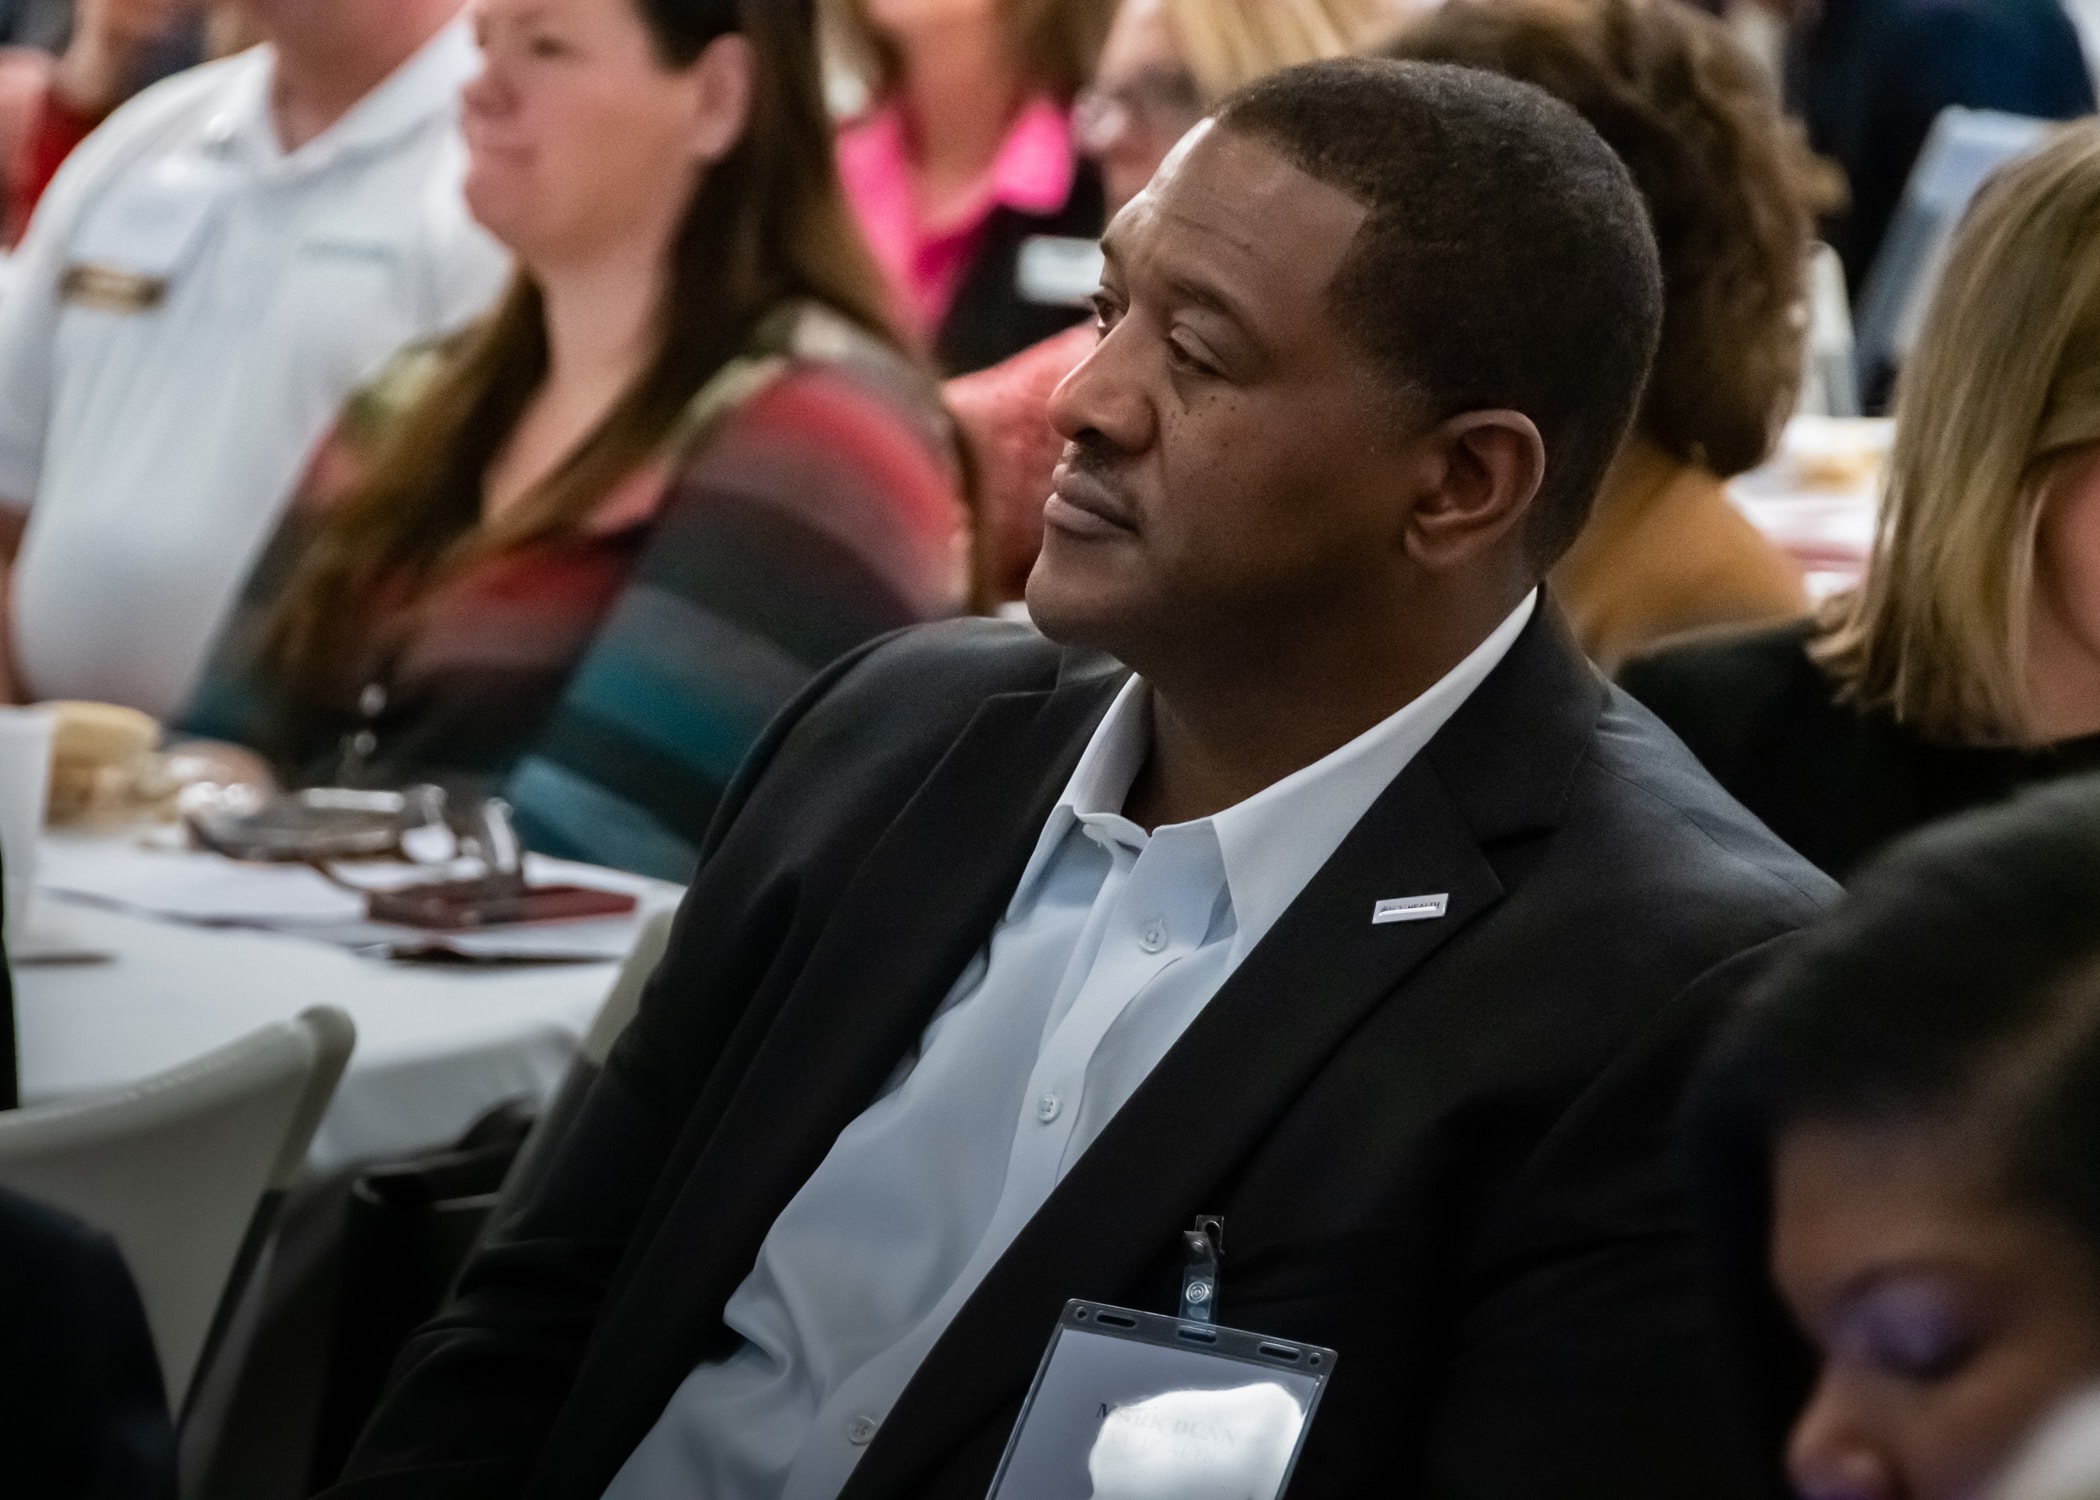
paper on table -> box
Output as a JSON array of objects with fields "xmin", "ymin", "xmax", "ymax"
[
  {"xmin": 10, "ymin": 899, "xmax": 115, "ymax": 966},
  {"xmin": 40, "ymin": 836, "xmax": 366, "ymax": 924}
]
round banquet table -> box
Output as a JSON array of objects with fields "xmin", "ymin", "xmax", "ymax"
[{"xmin": 13, "ymin": 839, "xmax": 682, "ymax": 1172}]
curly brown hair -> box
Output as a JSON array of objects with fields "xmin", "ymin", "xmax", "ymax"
[{"xmin": 1387, "ymin": 0, "xmax": 1839, "ymax": 478}]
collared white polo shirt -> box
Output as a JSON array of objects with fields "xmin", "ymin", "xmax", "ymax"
[{"xmin": 0, "ymin": 17, "xmax": 509, "ymax": 718}]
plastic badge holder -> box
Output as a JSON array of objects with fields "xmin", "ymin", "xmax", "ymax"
[{"xmin": 987, "ymin": 1301, "xmax": 1335, "ymax": 1500}]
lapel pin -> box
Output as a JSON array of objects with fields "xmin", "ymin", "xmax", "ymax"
[{"xmin": 1372, "ymin": 894, "xmax": 1449, "ymax": 925}]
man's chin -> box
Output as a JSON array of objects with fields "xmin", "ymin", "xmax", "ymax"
[{"xmin": 1021, "ymin": 566, "xmax": 1135, "ymax": 654}]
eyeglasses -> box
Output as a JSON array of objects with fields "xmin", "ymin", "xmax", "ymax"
[{"xmin": 1072, "ymin": 66, "xmax": 1205, "ymax": 156}]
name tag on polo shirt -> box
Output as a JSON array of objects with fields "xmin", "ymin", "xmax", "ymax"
[
  {"xmin": 1016, "ymin": 235, "xmax": 1105, "ymax": 308},
  {"xmin": 62, "ymin": 154, "xmax": 239, "ymax": 313},
  {"xmin": 295, "ymin": 234, "xmax": 403, "ymax": 269},
  {"xmin": 989, "ymin": 1302, "xmax": 1334, "ymax": 1500}
]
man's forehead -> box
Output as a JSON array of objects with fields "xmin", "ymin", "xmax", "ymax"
[{"xmin": 1103, "ymin": 124, "xmax": 1370, "ymax": 303}]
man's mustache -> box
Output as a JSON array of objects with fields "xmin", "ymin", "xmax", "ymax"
[{"xmin": 1058, "ymin": 436, "xmax": 1126, "ymax": 491}]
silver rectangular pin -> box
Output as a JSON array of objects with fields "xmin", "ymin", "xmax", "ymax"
[{"xmin": 1372, "ymin": 894, "xmax": 1449, "ymax": 925}]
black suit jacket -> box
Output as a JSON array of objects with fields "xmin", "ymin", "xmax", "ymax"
[
  {"xmin": 0, "ymin": 1186, "xmax": 176, "ymax": 1498},
  {"xmin": 331, "ymin": 605, "xmax": 1837, "ymax": 1499},
  {"xmin": 2, "ymin": 851, "xmax": 15, "ymax": 1110},
  {"xmin": 1620, "ymin": 619, "xmax": 2100, "ymax": 881}
]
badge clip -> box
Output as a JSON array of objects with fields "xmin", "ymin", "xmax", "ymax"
[{"xmin": 1179, "ymin": 1214, "xmax": 1224, "ymax": 1324}]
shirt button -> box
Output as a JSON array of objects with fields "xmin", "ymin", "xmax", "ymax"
[
  {"xmin": 846, "ymin": 1414, "xmax": 880, "ymax": 1446},
  {"xmin": 1139, "ymin": 918, "xmax": 1167, "ymax": 953},
  {"xmin": 358, "ymin": 681, "xmax": 387, "ymax": 718},
  {"xmin": 1035, "ymin": 1091, "xmax": 1062, "ymax": 1123},
  {"xmin": 350, "ymin": 729, "xmax": 378, "ymax": 758}
]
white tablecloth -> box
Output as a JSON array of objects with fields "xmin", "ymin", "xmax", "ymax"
[
  {"xmin": 1730, "ymin": 415, "xmax": 1891, "ymax": 600},
  {"xmin": 13, "ymin": 838, "xmax": 682, "ymax": 1171}
]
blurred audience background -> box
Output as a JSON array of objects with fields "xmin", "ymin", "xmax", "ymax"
[
  {"xmin": 180, "ymin": 0, "xmax": 966, "ymax": 882},
  {"xmin": 827, "ymin": 0, "xmax": 1114, "ymax": 375},
  {"xmin": 0, "ymin": 0, "xmax": 507, "ymax": 719},
  {"xmin": 1787, "ymin": 0, "xmax": 2095, "ymax": 295},
  {"xmin": 1389, "ymin": 0, "xmax": 1836, "ymax": 673},
  {"xmin": 1624, "ymin": 122, "xmax": 2100, "ymax": 880}
]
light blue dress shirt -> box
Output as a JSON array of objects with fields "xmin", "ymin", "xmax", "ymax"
[{"xmin": 603, "ymin": 591, "xmax": 1538, "ymax": 1500}]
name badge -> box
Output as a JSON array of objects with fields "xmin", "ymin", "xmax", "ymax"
[
  {"xmin": 1372, "ymin": 893, "xmax": 1449, "ymax": 925},
  {"xmin": 1016, "ymin": 235, "xmax": 1105, "ymax": 308},
  {"xmin": 62, "ymin": 153, "xmax": 239, "ymax": 312},
  {"xmin": 988, "ymin": 1302, "xmax": 1335, "ymax": 1500},
  {"xmin": 58, "ymin": 264, "xmax": 167, "ymax": 313}
]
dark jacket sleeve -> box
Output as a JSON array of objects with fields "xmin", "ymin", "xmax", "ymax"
[
  {"xmin": 1416, "ymin": 937, "xmax": 1806, "ymax": 1500},
  {"xmin": 2, "ymin": 838, "xmax": 15, "ymax": 1109},
  {"xmin": 324, "ymin": 633, "xmax": 903, "ymax": 1499},
  {"xmin": 0, "ymin": 1186, "xmax": 177, "ymax": 1500}
]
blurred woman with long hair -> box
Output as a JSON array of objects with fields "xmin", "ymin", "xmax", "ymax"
[{"xmin": 182, "ymin": 0, "xmax": 967, "ymax": 880}]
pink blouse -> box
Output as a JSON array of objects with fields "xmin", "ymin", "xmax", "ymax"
[{"xmin": 838, "ymin": 95, "xmax": 1078, "ymax": 343}]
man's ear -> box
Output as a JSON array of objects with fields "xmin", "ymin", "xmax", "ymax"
[
  {"xmin": 1402, "ymin": 409, "xmax": 1546, "ymax": 572},
  {"xmin": 687, "ymin": 33, "xmax": 754, "ymax": 165}
]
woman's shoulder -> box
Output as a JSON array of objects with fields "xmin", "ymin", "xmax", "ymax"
[
  {"xmin": 656, "ymin": 303, "xmax": 968, "ymax": 612},
  {"xmin": 1618, "ymin": 617, "xmax": 1848, "ymax": 760},
  {"xmin": 334, "ymin": 333, "xmax": 471, "ymax": 454},
  {"xmin": 671, "ymin": 301, "xmax": 953, "ymax": 464},
  {"xmin": 780, "ymin": 301, "xmax": 952, "ymax": 430},
  {"xmin": 283, "ymin": 332, "xmax": 471, "ymax": 520}
]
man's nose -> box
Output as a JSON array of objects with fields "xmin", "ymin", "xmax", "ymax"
[
  {"xmin": 1787, "ymin": 1376, "xmax": 1897, "ymax": 1500},
  {"xmin": 1047, "ymin": 319, "xmax": 1154, "ymax": 456},
  {"xmin": 462, "ymin": 52, "xmax": 511, "ymax": 116}
]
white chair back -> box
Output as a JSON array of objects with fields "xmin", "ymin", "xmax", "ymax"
[
  {"xmin": 1796, "ymin": 244, "xmax": 1859, "ymax": 418},
  {"xmin": 0, "ymin": 1006, "xmax": 354, "ymax": 1409},
  {"xmin": 1853, "ymin": 106, "xmax": 2056, "ymax": 400}
]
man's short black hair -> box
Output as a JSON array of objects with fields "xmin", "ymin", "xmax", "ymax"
[{"xmin": 1213, "ymin": 58, "xmax": 1664, "ymax": 567}]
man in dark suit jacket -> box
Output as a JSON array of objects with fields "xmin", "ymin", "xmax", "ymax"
[{"xmin": 328, "ymin": 58, "xmax": 1837, "ymax": 1500}]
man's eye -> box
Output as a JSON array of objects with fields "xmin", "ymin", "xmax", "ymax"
[
  {"xmin": 1166, "ymin": 337, "xmax": 1215, "ymax": 377},
  {"xmin": 1088, "ymin": 293, "xmax": 1122, "ymax": 333}
]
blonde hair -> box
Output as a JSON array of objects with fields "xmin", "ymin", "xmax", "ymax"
[
  {"xmin": 827, "ymin": 0, "xmax": 1117, "ymax": 105},
  {"xmin": 1162, "ymin": 0, "xmax": 1396, "ymax": 102},
  {"xmin": 1814, "ymin": 121, "xmax": 2100, "ymax": 745}
]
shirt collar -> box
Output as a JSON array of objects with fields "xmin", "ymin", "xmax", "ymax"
[
  {"xmin": 1007, "ymin": 590, "xmax": 1540, "ymax": 956},
  {"xmin": 983, "ymin": 96, "xmax": 1078, "ymax": 218},
  {"xmin": 1209, "ymin": 590, "xmax": 1536, "ymax": 960},
  {"xmin": 841, "ymin": 94, "xmax": 1076, "ymax": 237},
  {"xmin": 204, "ymin": 16, "xmax": 477, "ymax": 174},
  {"xmin": 1004, "ymin": 671, "xmax": 1151, "ymax": 915}
]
